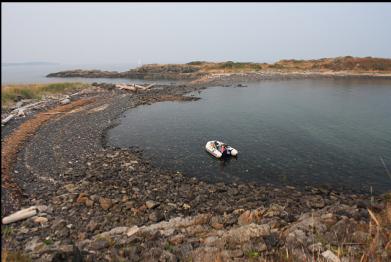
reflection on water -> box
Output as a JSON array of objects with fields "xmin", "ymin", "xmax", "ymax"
[{"xmin": 108, "ymin": 79, "xmax": 391, "ymax": 194}]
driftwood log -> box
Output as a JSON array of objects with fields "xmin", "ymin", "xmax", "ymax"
[
  {"xmin": 2, "ymin": 207, "xmax": 38, "ymax": 224},
  {"xmin": 115, "ymin": 83, "xmax": 155, "ymax": 92}
]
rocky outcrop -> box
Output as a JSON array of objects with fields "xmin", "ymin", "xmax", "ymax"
[
  {"xmin": 47, "ymin": 64, "xmax": 208, "ymax": 80},
  {"xmin": 47, "ymin": 57, "xmax": 391, "ymax": 81}
]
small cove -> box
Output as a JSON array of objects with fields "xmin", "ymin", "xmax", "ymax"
[{"xmin": 107, "ymin": 79, "xmax": 391, "ymax": 194}]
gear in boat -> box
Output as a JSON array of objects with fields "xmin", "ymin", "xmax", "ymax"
[{"xmin": 205, "ymin": 140, "xmax": 238, "ymax": 159}]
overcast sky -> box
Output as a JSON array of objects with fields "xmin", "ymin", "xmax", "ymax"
[{"xmin": 2, "ymin": 3, "xmax": 391, "ymax": 65}]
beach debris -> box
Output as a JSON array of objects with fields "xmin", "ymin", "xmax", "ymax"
[
  {"xmin": 2, "ymin": 206, "xmax": 38, "ymax": 224},
  {"xmin": 115, "ymin": 83, "xmax": 155, "ymax": 92},
  {"xmin": 60, "ymin": 98, "xmax": 71, "ymax": 105},
  {"xmin": 1, "ymin": 114, "xmax": 16, "ymax": 125}
]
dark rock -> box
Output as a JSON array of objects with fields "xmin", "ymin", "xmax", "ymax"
[
  {"xmin": 52, "ymin": 245, "xmax": 83, "ymax": 262},
  {"xmin": 149, "ymin": 211, "xmax": 164, "ymax": 222},
  {"xmin": 264, "ymin": 233, "xmax": 280, "ymax": 248},
  {"xmin": 356, "ymin": 200, "xmax": 369, "ymax": 209}
]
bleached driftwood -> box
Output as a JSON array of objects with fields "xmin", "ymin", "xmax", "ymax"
[
  {"xmin": 135, "ymin": 83, "xmax": 155, "ymax": 90},
  {"xmin": 145, "ymin": 83, "xmax": 155, "ymax": 89},
  {"xmin": 115, "ymin": 83, "xmax": 155, "ymax": 92},
  {"xmin": 2, "ymin": 206, "xmax": 38, "ymax": 224},
  {"xmin": 1, "ymin": 114, "xmax": 16, "ymax": 125},
  {"xmin": 1, "ymin": 101, "xmax": 47, "ymax": 125}
]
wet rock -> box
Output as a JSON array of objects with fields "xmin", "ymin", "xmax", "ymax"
[
  {"xmin": 99, "ymin": 197, "xmax": 112, "ymax": 210},
  {"xmin": 146, "ymin": 200, "xmax": 160, "ymax": 209}
]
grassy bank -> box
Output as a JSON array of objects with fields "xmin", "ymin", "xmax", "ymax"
[{"xmin": 1, "ymin": 82, "xmax": 90, "ymax": 108}]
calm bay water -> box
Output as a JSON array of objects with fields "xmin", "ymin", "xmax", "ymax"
[{"xmin": 107, "ymin": 79, "xmax": 391, "ymax": 194}]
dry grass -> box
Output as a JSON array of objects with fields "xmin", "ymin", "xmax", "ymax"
[
  {"xmin": 183, "ymin": 56, "xmax": 391, "ymax": 74},
  {"xmin": 1, "ymin": 249, "xmax": 31, "ymax": 262},
  {"xmin": 1, "ymin": 82, "xmax": 90, "ymax": 108},
  {"xmin": 361, "ymin": 199, "xmax": 391, "ymax": 261}
]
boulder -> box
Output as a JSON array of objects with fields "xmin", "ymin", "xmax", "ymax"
[{"xmin": 222, "ymin": 223, "xmax": 270, "ymax": 244}]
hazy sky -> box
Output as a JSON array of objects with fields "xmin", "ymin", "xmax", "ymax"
[{"xmin": 2, "ymin": 3, "xmax": 391, "ymax": 65}]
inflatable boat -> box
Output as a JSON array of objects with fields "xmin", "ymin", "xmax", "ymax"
[{"xmin": 205, "ymin": 140, "xmax": 238, "ymax": 159}]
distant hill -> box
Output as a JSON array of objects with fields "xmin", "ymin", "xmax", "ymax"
[{"xmin": 2, "ymin": 62, "xmax": 59, "ymax": 66}]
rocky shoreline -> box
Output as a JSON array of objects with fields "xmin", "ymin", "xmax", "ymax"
[
  {"xmin": 1, "ymin": 80, "xmax": 390, "ymax": 261},
  {"xmin": 47, "ymin": 68, "xmax": 391, "ymax": 82}
]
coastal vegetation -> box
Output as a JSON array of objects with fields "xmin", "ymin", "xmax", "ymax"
[
  {"xmin": 46, "ymin": 56, "xmax": 391, "ymax": 80},
  {"xmin": 188, "ymin": 56, "xmax": 391, "ymax": 73},
  {"xmin": 1, "ymin": 82, "xmax": 89, "ymax": 108}
]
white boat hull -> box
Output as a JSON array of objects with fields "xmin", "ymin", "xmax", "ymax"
[{"xmin": 205, "ymin": 140, "xmax": 238, "ymax": 158}]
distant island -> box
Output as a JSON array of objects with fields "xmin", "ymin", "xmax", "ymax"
[
  {"xmin": 46, "ymin": 56, "xmax": 391, "ymax": 81},
  {"xmin": 3, "ymin": 61, "xmax": 59, "ymax": 66}
]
